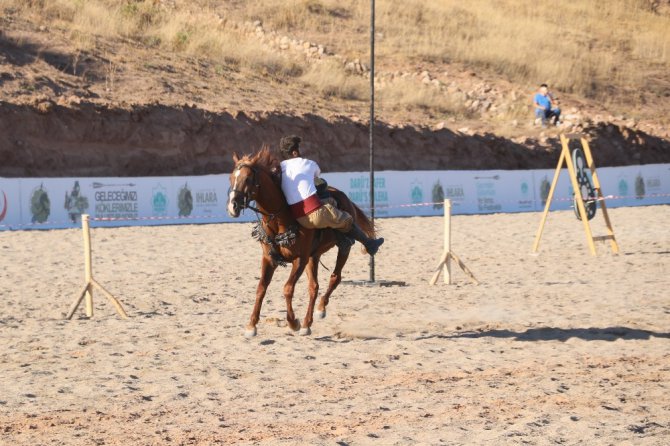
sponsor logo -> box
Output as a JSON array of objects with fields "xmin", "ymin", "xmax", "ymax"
[
  {"xmin": 93, "ymin": 183, "xmax": 138, "ymax": 219},
  {"xmin": 30, "ymin": 184, "xmax": 51, "ymax": 224},
  {"xmin": 347, "ymin": 176, "xmax": 388, "ymax": 215},
  {"xmin": 635, "ymin": 173, "xmax": 645, "ymax": 200},
  {"xmin": 540, "ymin": 176, "xmax": 550, "ymax": 205},
  {"xmin": 189, "ymin": 187, "xmax": 219, "ymax": 215},
  {"xmin": 618, "ymin": 179, "xmax": 629, "ymax": 197},
  {"xmin": 646, "ymin": 177, "xmax": 661, "ymax": 189},
  {"xmin": 476, "ymin": 181, "xmax": 501, "ymax": 212},
  {"xmin": 152, "ymin": 184, "xmax": 168, "ymax": 215},
  {"xmin": 410, "ymin": 181, "xmax": 423, "ymax": 204},
  {"xmin": 64, "ymin": 181, "xmax": 89, "ymax": 223},
  {"xmin": 432, "ymin": 180, "xmax": 444, "ymax": 209},
  {"xmin": 195, "ymin": 189, "xmax": 218, "ymax": 206},
  {"xmin": 0, "ymin": 191, "xmax": 7, "ymax": 222},
  {"xmin": 518, "ymin": 180, "xmax": 533, "ymax": 209},
  {"xmin": 178, "ymin": 183, "xmax": 193, "ymax": 217},
  {"xmin": 444, "ymin": 185, "xmax": 465, "ymax": 200}
]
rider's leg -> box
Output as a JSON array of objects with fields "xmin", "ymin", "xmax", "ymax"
[
  {"xmin": 320, "ymin": 204, "xmax": 384, "ymax": 255},
  {"xmin": 345, "ymin": 223, "xmax": 385, "ymax": 256},
  {"xmin": 298, "ymin": 204, "xmax": 385, "ymax": 255}
]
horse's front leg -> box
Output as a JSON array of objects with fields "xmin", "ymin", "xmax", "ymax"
[
  {"xmin": 283, "ymin": 257, "xmax": 308, "ymax": 332},
  {"xmin": 299, "ymin": 255, "xmax": 320, "ymax": 336},
  {"xmin": 317, "ymin": 243, "xmax": 351, "ymax": 319},
  {"xmin": 246, "ymin": 255, "xmax": 277, "ymax": 338}
]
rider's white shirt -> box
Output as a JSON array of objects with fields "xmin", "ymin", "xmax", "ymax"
[{"xmin": 280, "ymin": 157, "xmax": 320, "ymax": 205}]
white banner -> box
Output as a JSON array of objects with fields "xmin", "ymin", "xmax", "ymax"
[
  {"xmin": 1, "ymin": 164, "xmax": 669, "ymax": 230},
  {"xmin": 323, "ymin": 163, "xmax": 670, "ymax": 217}
]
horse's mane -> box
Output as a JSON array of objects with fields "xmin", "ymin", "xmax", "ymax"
[
  {"xmin": 248, "ymin": 145, "xmax": 278, "ymax": 168},
  {"xmin": 238, "ymin": 145, "xmax": 281, "ymax": 185}
]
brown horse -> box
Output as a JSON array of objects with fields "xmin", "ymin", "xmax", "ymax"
[{"xmin": 227, "ymin": 147, "xmax": 376, "ymax": 337}]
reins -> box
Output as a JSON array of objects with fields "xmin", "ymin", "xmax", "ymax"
[
  {"xmin": 232, "ymin": 163, "xmax": 280, "ymax": 220},
  {"xmin": 232, "ymin": 161, "xmax": 298, "ymax": 267}
]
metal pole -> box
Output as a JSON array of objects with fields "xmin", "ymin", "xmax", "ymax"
[{"xmin": 369, "ymin": 0, "xmax": 375, "ymax": 282}]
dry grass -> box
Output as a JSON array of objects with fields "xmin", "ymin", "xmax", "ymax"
[
  {"xmin": 242, "ymin": 0, "xmax": 670, "ymax": 100},
  {"xmin": 378, "ymin": 78, "xmax": 473, "ymax": 118},
  {"xmin": 0, "ymin": 0, "xmax": 303, "ymax": 77},
  {"xmin": 1, "ymin": 0, "xmax": 668, "ymax": 115},
  {"xmin": 300, "ymin": 60, "xmax": 367, "ymax": 100}
]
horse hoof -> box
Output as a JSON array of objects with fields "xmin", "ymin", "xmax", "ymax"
[
  {"xmin": 317, "ymin": 310, "xmax": 327, "ymax": 319},
  {"xmin": 288, "ymin": 320, "xmax": 300, "ymax": 332},
  {"xmin": 299, "ymin": 326, "xmax": 312, "ymax": 336},
  {"xmin": 244, "ymin": 326, "xmax": 257, "ymax": 338}
]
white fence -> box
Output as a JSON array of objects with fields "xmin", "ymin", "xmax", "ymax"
[{"xmin": 1, "ymin": 164, "xmax": 668, "ymax": 230}]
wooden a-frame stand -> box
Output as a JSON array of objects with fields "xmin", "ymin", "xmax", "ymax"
[
  {"xmin": 66, "ymin": 214, "xmax": 128, "ymax": 319},
  {"xmin": 430, "ymin": 199, "xmax": 479, "ymax": 285},
  {"xmin": 532, "ymin": 134, "xmax": 619, "ymax": 256}
]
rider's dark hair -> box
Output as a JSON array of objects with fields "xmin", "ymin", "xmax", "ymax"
[
  {"xmin": 540, "ymin": 83, "xmax": 548, "ymax": 88},
  {"xmin": 279, "ymin": 135, "xmax": 301, "ymax": 158}
]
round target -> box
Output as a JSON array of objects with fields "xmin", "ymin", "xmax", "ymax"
[{"xmin": 572, "ymin": 148, "xmax": 597, "ymax": 221}]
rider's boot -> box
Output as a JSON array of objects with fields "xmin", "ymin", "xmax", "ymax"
[{"xmin": 346, "ymin": 223, "xmax": 384, "ymax": 256}]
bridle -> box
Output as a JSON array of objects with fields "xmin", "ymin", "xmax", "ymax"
[{"xmin": 230, "ymin": 163, "xmax": 276, "ymax": 218}]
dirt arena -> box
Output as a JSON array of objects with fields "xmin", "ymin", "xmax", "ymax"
[{"xmin": 1, "ymin": 206, "xmax": 668, "ymax": 445}]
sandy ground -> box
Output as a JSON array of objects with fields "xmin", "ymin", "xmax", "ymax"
[{"xmin": 0, "ymin": 206, "xmax": 668, "ymax": 445}]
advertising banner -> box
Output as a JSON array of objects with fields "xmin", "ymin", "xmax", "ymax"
[
  {"xmin": 1, "ymin": 164, "xmax": 668, "ymax": 231},
  {"xmin": 0, "ymin": 177, "xmax": 22, "ymax": 228}
]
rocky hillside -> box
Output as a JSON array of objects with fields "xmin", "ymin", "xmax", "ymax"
[
  {"xmin": 2, "ymin": 102, "xmax": 668, "ymax": 177},
  {"xmin": 0, "ymin": 1, "xmax": 669, "ymax": 177}
]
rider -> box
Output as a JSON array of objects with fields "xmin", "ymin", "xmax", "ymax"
[{"xmin": 278, "ymin": 135, "xmax": 385, "ymax": 256}]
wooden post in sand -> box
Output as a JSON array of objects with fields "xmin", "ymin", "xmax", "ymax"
[
  {"xmin": 66, "ymin": 214, "xmax": 128, "ymax": 320},
  {"xmin": 442, "ymin": 199, "xmax": 453, "ymax": 284},
  {"xmin": 430, "ymin": 199, "xmax": 479, "ymax": 286}
]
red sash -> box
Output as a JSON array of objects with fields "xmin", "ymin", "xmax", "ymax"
[{"xmin": 289, "ymin": 194, "xmax": 322, "ymax": 218}]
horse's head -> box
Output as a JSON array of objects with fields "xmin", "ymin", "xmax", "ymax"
[{"xmin": 227, "ymin": 152, "xmax": 259, "ymax": 218}]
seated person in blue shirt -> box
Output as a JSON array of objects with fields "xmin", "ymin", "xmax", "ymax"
[{"xmin": 533, "ymin": 83, "xmax": 561, "ymax": 127}]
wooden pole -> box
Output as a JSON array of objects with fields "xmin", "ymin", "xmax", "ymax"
[
  {"xmin": 581, "ymin": 138, "xmax": 620, "ymax": 254},
  {"xmin": 66, "ymin": 284, "xmax": 90, "ymax": 320},
  {"xmin": 443, "ymin": 199, "xmax": 452, "ymax": 284},
  {"xmin": 449, "ymin": 252, "xmax": 480, "ymax": 285},
  {"xmin": 66, "ymin": 214, "xmax": 128, "ymax": 319},
  {"xmin": 430, "ymin": 199, "xmax": 478, "ymax": 285},
  {"xmin": 83, "ymin": 214, "xmax": 94, "ymax": 317},
  {"xmin": 430, "ymin": 251, "xmax": 449, "ymax": 285},
  {"xmin": 532, "ymin": 141, "xmax": 566, "ymax": 253},
  {"xmin": 92, "ymin": 280, "xmax": 128, "ymax": 319}
]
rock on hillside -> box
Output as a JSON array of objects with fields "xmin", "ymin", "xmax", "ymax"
[{"xmin": 1, "ymin": 102, "xmax": 668, "ymax": 177}]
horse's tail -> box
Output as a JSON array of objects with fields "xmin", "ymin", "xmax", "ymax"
[{"xmin": 329, "ymin": 189, "xmax": 377, "ymax": 238}]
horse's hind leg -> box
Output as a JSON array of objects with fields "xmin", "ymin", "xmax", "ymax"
[
  {"xmin": 283, "ymin": 258, "xmax": 307, "ymax": 332},
  {"xmin": 300, "ymin": 256, "xmax": 320, "ymax": 336},
  {"xmin": 317, "ymin": 244, "xmax": 351, "ymax": 319}
]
